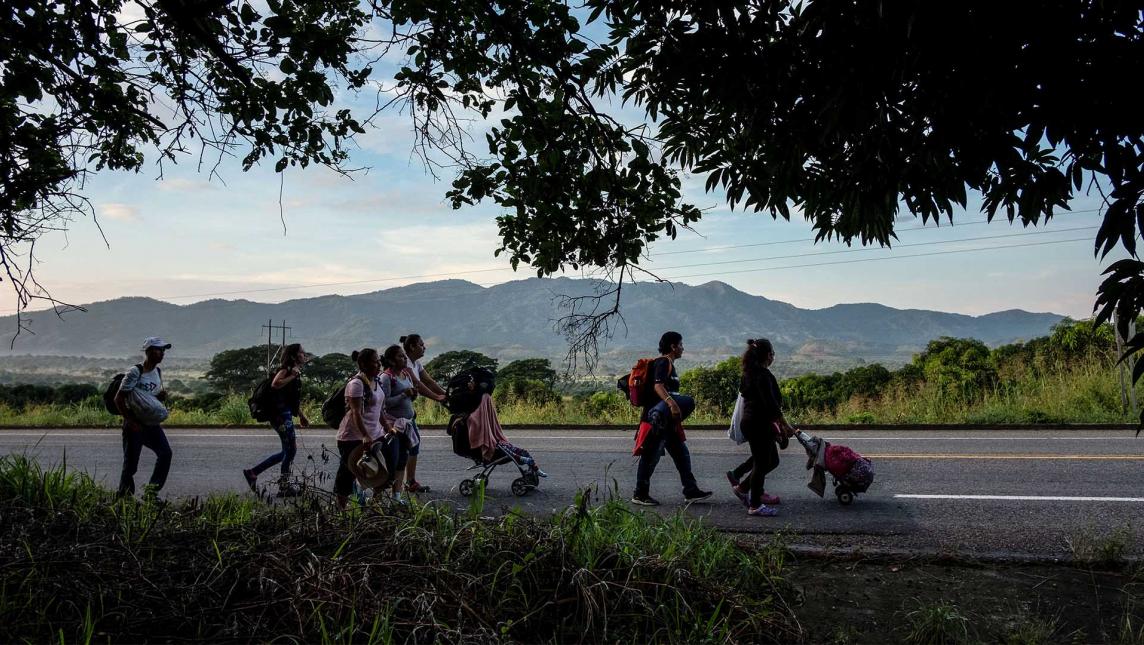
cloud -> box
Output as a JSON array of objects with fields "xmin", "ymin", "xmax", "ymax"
[
  {"xmin": 157, "ymin": 178, "xmax": 217, "ymax": 192},
  {"xmin": 99, "ymin": 203, "xmax": 139, "ymax": 222}
]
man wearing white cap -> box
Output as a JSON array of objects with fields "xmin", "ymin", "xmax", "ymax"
[{"xmin": 114, "ymin": 337, "xmax": 174, "ymax": 499}]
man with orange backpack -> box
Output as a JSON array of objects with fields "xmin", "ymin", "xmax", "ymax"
[{"xmin": 625, "ymin": 331, "xmax": 712, "ymax": 506}]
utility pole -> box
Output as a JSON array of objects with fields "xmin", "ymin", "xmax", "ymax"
[
  {"xmin": 1113, "ymin": 312, "xmax": 1138, "ymax": 417},
  {"xmin": 261, "ymin": 319, "xmax": 292, "ymax": 376},
  {"xmin": 1130, "ymin": 318, "xmax": 1139, "ymax": 419}
]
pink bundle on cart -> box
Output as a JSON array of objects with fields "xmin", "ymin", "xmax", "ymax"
[{"xmin": 795, "ymin": 430, "xmax": 874, "ymax": 505}]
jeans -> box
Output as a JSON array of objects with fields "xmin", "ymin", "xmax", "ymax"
[
  {"xmin": 644, "ymin": 393, "xmax": 696, "ymax": 427},
  {"xmin": 251, "ymin": 410, "xmax": 297, "ymax": 479},
  {"xmin": 118, "ymin": 423, "xmax": 172, "ymax": 497},
  {"xmin": 407, "ymin": 416, "xmax": 421, "ymax": 457},
  {"xmin": 635, "ymin": 393, "xmax": 699, "ymax": 496}
]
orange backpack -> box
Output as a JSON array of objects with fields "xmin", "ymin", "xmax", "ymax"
[{"xmin": 617, "ymin": 358, "xmax": 657, "ymax": 407}]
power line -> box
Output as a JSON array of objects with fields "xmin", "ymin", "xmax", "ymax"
[
  {"xmin": 647, "ymin": 225, "xmax": 1097, "ymax": 272},
  {"xmin": 651, "ymin": 207, "xmax": 1106, "ymax": 257},
  {"xmin": 658, "ymin": 236, "xmax": 1094, "ymax": 282}
]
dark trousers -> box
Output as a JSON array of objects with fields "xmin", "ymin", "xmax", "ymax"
[
  {"xmin": 731, "ymin": 457, "xmax": 753, "ymax": 482},
  {"xmin": 118, "ymin": 423, "xmax": 172, "ymax": 496},
  {"xmin": 251, "ymin": 411, "xmax": 297, "ymax": 479},
  {"xmin": 335, "ymin": 437, "xmax": 404, "ymax": 497},
  {"xmin": 635, "ymin": 428, "xmax": 699, "ymax": 497},
  {"xmin": 743, "ymin": 419, "xmax": 780, "ymax": 507},
  {"xmin": 335, "ymin": 440, "xmax": 362, "ymax": 497}
]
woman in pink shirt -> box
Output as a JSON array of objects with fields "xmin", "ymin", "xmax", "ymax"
[{"xmin": 334, "ymin": 348, "xmax": 396, "ymax": 510}]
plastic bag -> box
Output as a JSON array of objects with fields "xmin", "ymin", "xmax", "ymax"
[
  {"xmin": 727, "ymin": 394, "xmax": 746, "ymax": 444},
  {"xmin": 127, "ymin": 389, "xmax": 169, "ymax": 425}
]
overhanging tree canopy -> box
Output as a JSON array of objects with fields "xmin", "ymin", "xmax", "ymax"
[
  {"xmin": 6, "ymin": 1, "xmax": 1144, "ymax": 400},
  {"xmin": 1, "ymin": 0, "xmax": 370, "ymax": 322},
  {"xmin": 376, "ymin": 0, "xmax": 1144, "ymax": 383}
]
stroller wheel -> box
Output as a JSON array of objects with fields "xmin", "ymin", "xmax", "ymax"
[
  {"xmin": 511, "ymin": 477, "xmax": 531, "ymax": 497},
  {"xmin": 459, "ymin": 478, "xmax": 476, "ymax": 497},
  {"xmin": 836, "ymin": 487, "xmax": 854, "ymax": 506}
]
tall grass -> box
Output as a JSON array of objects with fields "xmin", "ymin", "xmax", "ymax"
[
  {"xmin": 0, "ymin": 359, "xmax": 1134, "ymax": 426},
  {"xmin": 0, "ymin": 457, "xmax": 797, "ymax": 643},
  {"xmin": 799, "ymin": 362, "xmax": 1135, "ymax": 425}
]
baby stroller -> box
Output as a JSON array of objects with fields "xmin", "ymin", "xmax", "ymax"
[
  {"xmin": 445, "ymin": 368, "xmax": 541, "ymax": 497},
  {"xmin": 795, "ymin": 430, "xmax": 874, "ymax": 505},
  {"xmin": 447, "ymin": 414, "xmax": 540, "ymax": 497}
]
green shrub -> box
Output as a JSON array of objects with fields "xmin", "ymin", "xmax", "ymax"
[
  {"xmin": 0, "ymin": 460, "xmax": 796, "ymax": 643},
  {"xmin": 680, "ymin": 357, "xmax": 740, "ymax": 417}
]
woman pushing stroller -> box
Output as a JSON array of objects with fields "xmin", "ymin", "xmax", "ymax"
[{"xmin": 731, "ymin": 338, "xmax": 794, "ymax": 517}]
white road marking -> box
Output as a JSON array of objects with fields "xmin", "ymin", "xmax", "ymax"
[{"xmin": 895, "ymin": 494, "xmax": 1144, "ymax": 502}]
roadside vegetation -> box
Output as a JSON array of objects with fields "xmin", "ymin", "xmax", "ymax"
[
  {"xmin": 0, "ymin": 454, "xmax": 796, "ymax": 643},
  {"xmin": 0, "ymin": 319, "xmax": 1136, "ymax": 427},
  {"xmin": 2, "ymin": 455, "xmax": 1139, "ymax": 643}
]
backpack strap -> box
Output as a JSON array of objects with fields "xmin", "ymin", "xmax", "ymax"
[
  {"xmin": 362, "ymin": 374, "xmax": 374, "ymax": 403},
  {"xmin": 348, "ymin": 374, "xmax": 373, "ymax": 404}
]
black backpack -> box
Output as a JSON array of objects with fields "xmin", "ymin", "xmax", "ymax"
[
  {"xmin": 102, "ymin": 364, "xmax": 157, "ymax": 415},
  {"xmin": 445, "ymin": 367, "xmax": 496, "ymax": 415},
  {"xmin": 321, "ymin": 375, "xmax": 374, "ymax": 429},
  {"xmin": 247, "ymin": 378, "xmax": 274, "ymax": 423}
]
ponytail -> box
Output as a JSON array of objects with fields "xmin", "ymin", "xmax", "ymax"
[{"xmin": 352, "ymin": 348, "xmax": 378, "ymax": 372}]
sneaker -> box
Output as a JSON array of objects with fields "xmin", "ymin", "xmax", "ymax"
[
  {"xmin": 725, "ymin": 470, "xmax": 740, "ymax": 488},
  {"xmin": 535, "ymin": 469, "xmax": 548, "ymax": 478},
  {"xmin": 747, "ymin": 504, "xmax": 778, "ymax": 517},
  {"xmin": 683, "ymin": 489, "xmax": 713, "ymax": 502},
  {"xmin": 760, "ymin": 492, "xmax": 781, "ymax": 505},
  {"xmin": 630, "ymin": 493, "xmax": 661, "ymax": 506},
  {"xmin": 242, "ymin": 469, "xmax": 257, "ymax": 493},
  {"xmin": 405, "ymin": 480, "xmax": 431, "ymax": 493}
]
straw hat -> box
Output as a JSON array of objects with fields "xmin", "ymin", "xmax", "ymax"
[{"xmin": 347, "ymin": 442, "xmax": 391, "ymax": 489}]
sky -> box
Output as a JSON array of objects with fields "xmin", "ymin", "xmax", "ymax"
[{"xmin": 1, "ymin": 9, "xmax": 1126, "ymax": 323}]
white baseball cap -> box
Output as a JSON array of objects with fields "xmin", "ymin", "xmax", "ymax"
[{"xmin": 142, "ymin": 337, "xmax": 172, "ymax": 351}]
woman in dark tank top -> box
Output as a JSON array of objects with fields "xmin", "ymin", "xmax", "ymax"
[{"xmin": 243, "ymin": 343, "xmax": 311, "ymax": 497}]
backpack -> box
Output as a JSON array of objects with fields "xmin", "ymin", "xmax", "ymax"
[
  {"xmin": 321, "ymin": 375, "xmax": 374, "ymax": 429},
  {"xmin": 445, "ymin": 367, "xmax": 496, "ymax": 415},
  {"xmin": 616, "ymin": 358, "xmax": 656, "ymax": 407},
  {"xmin": 103, "ymin": 364, "xmax": 153, "ymax": 415},
  {"xmin": 247, "ymin": 377, "xmax": 274, "ymax": 423}
]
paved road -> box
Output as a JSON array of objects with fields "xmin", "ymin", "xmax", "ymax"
[{"xmin": 2, "ymin": 427, "xmax": 1142, "ymax": 558}]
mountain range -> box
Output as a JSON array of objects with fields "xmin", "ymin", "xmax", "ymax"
[{"xmin": 0, "ymin": 278, "xmax": 1065, "ymax": 374}]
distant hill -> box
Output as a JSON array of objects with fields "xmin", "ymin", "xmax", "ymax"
[{"xmin": 0, "ymin": 278, "xmax": 1065, "ymax": 374}]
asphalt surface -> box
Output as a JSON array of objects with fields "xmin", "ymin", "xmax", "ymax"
[{"xmin": 2, "ymin": 427, "xmax": 1142, "ymax": 558}]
